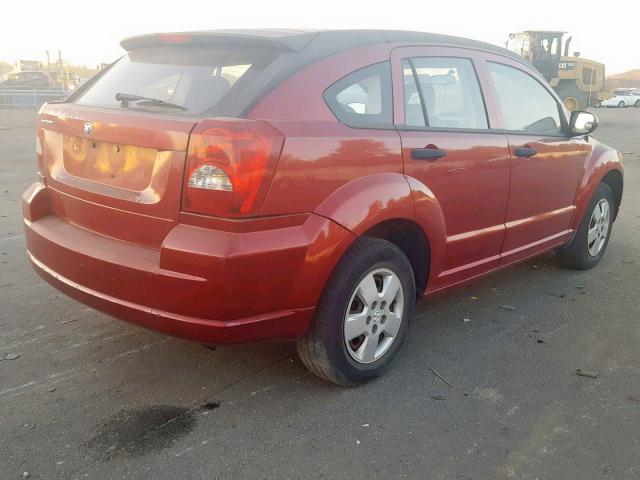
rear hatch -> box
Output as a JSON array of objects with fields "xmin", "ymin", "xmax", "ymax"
[{"xmin": 37, "ymin": 41, "xmax": 283, "ymax": 247}]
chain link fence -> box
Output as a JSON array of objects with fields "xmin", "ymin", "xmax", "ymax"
[{"xmin": 0, "ymin": 88, "xmax": 69, "ymax": 108}]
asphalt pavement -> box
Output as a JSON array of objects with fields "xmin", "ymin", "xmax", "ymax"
[{"xmin": 0, "ymin": 107, "xmax": 639, "ymax": 479}]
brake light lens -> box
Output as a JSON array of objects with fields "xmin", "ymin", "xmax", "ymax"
[
  {"xmin": 182, "ymin": 118, "xmax": 284, "ymax": 217},
  {"xmin": 158, "ymin": 33, "xmax": 192, "ymax": 44}
]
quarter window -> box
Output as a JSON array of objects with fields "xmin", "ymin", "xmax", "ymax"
[
  {"xmin": 324, "ymin": 62, "xmax": 393, "ymax": 126},
  {"xmin": 487, "ymin": 62, "xmax": 563, "ymax": 135},
  {"xmin": 402, "ymin": 57, "xmax": 488, "ymax": 129}
]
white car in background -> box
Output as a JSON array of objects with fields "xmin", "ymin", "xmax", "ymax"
[{"xmin": 600, "ymin": 89, "xmax": 640, "ymax": 108}]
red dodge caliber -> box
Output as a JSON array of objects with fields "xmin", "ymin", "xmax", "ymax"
[{"xmin": 23, "ymin": 30, "xmax": 623, "ymax": 385}]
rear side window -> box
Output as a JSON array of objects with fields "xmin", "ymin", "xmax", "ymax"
[
  {"xmin": 403, "ymin": 57, "xmax": 488, "ymax": 129},
  {"xmin": 487, "ymin": 62, "xmax": 563, "ymax": 135},
  {"xmin": 75, "ymin": 45, "xmax": 279, "ymax": 115},
  {"xmin": 324, "ymin": 62, "xmax": 393, "ymax": 126}
]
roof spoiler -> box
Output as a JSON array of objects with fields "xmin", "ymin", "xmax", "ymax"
[{"xmin": 120, "ymin": 29, "xmax": 316, "ymax": 52}]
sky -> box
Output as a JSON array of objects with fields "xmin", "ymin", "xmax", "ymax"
[{"xmin": 1, "ymin": 0, "xmax": 638, "ymax": 75}]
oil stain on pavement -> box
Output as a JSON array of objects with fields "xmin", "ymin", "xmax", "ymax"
[{"xmin": 86, "ymin": 403, "xmax": 218, "ymax": 459}]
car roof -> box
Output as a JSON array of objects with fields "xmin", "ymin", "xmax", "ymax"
[
  {"xmin": 121, "ymin": 28, "xmax": 522, "ymax": 61},
  {"xmin": 522, "ymin": 30, "xmax": 566, "ymax": 34},
  {"xmin": 118, "ymin": 29, "xmax": 528, "ymax": 117}
]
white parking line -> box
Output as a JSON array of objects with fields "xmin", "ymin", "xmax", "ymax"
[{"xmin": 0, "ymin": 338, "xmax": 171, "ymax": 401}]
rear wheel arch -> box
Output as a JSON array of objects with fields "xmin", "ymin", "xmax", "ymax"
[
  {"xmin": 314, "ymin": 173, "xmax": 447, "ymax": 293},
  {"xmin": 314, "ymin": 173, "xmax": 415, "ymax": 235},
  {"xmin": 363, "ymin": 219, "xmax": 430, "ymax": 297}
]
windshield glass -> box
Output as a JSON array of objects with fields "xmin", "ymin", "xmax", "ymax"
[
  {"xmin": 506, "ymin": 35, "xmax": 529, "ymax": 57},
  {"xmin": 75, "ymin": 45, "xmax": 278, "ymax": 114}
]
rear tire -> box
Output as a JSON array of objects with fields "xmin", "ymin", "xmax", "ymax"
[
  {"xmin": 557, "ymin": 183, "xmax": 615, "ymax": 270},
  {"xmin": 297, "ymin": 237, "xmax": 416, "ymax": 386}
]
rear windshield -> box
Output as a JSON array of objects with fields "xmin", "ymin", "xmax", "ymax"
[{"xmin": 75, "ymin": 45, "xmax": 279, "ymax": 115}]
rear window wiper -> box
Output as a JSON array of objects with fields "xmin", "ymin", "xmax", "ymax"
[{"xmin": 114, "ymin": 92, "xmax": 187, "ymax": 111}]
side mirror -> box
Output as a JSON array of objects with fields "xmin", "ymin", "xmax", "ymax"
[{"xmin": 570, "ymin": 111, "xmax": 598, "ymax": 136}]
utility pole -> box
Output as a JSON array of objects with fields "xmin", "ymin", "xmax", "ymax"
[
  {"xmin": 57, "ymin": 49, "xmax": 67, "ymax": 90},
  {"xmin": 46, "ymin": 50, "xmax": 52, "ymax": 77}
]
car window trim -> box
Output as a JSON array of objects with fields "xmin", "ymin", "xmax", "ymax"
[
  {"xmin": 341, "ymin": 122, "xmax": 572, "ymax": 138},
  {"xmin": 395, "ymin": 124, "xmax": 570, "ymax": 137},
  {"xmin": 340, "ymin": 121, "xmax": 398, "ymax": 130},
  {"xmin": 406, "ymin": 58, "xmax": 430, "ymax": 127}
]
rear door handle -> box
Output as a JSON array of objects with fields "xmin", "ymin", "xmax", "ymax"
[
  {"xmin": 412, "ymin": 148, "xmax": 447, "ymax": 160},
  {"xmin": 514, "ymin": 147, "xmax": 537, "ymax": 158}
]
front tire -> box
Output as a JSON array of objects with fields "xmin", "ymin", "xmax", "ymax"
[
  {"xmin": 297, "ymin": 237, "xmax": 416, "ymax": 386},
  {"xmin": 618, "ymin": 100, "xmax": 626, "ymax": 108},
  {"xmin": 635, "ymin": 99, "xmax": 640, "ymax": 108},
  {"xmin": 557, "ymin": 183, "xmax": 615, "ymax": 270},
  {"xmin": 556, "ymin": 81, "xmax": 587, "ymax": 111}
]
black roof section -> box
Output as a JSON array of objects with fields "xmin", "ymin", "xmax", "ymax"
[
  {"xmin": 121, "ymin": 28, "xmax": 522, "ymax": 60},
  {"xmin": 118, "ymin": 29, "xmax": 527, "ymax": 117}
]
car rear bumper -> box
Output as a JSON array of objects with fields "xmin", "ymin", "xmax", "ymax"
[{"xmin": 23, "ymin": 183, "xmax": 354, "ymax": 344}]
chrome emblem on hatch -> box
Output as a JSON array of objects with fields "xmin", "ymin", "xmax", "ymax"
[{"xmin": 83, "ymin": 122, "xmax": 93, "ymax": 136}]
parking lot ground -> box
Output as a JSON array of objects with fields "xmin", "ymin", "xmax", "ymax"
[{"xmin": 1, "ymin": 107, "xmax": 639, "ymax": 480}]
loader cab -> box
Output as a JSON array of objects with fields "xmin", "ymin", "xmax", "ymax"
[{"xmin": 506, "ymin": 31, "xmax": 565, "ymax": 81}]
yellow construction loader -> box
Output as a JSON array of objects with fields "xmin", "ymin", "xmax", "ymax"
[{"xmin": 506, "ymin": 31, "xmax": 613, "ymax": 111}]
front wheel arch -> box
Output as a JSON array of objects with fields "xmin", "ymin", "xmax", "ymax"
[
  {"xmin": 558, "ymin": 182, "xmax": 615, "ymax": 269},
  {"xmin": 601, "ymin": 169, "xmax": 624, "ymax": 220}
]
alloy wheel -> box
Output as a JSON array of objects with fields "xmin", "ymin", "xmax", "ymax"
[
  {"xmin": 343, "ymin": 268, "xmax": 404, "ymax": 364},
  {"xmin": 587, "ymin": 198, "xmax": 610, "ymax": 257}
]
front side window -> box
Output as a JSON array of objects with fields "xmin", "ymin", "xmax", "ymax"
[
  {"xmin": 402, "ymin": 57, "xmax": 488, "ymax": 129},
  {"xmin": 506, "ymin": 34, "xmax": 529, "ymax": 57},
  {"xmin": 324, "ymin": 62, "xmax": 392, "ymax": 126},
  {"xmin": 487, "ymin": 62, "xmax": 563, "ymax": 135},
  {"xmin": 537, "ymin": 36, "xmax": 561, "ymax": 57}
]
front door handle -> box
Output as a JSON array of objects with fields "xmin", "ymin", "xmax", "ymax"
[
  {"xmin": 412, "ymin": 148, "xmax": 447, "ymax": 160},
  {"xmin": 514, "ymin": 147, "xmax": 538, "ymax": 158}
]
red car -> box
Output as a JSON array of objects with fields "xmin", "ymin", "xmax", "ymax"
[{"xmin": 23, "ymin": 30, "xmax": 623, "ymax": 386}]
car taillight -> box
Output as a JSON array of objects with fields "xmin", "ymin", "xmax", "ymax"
[{"xmin": 182, "ymin": 118, "xmax": 284, "ymax": 217}]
